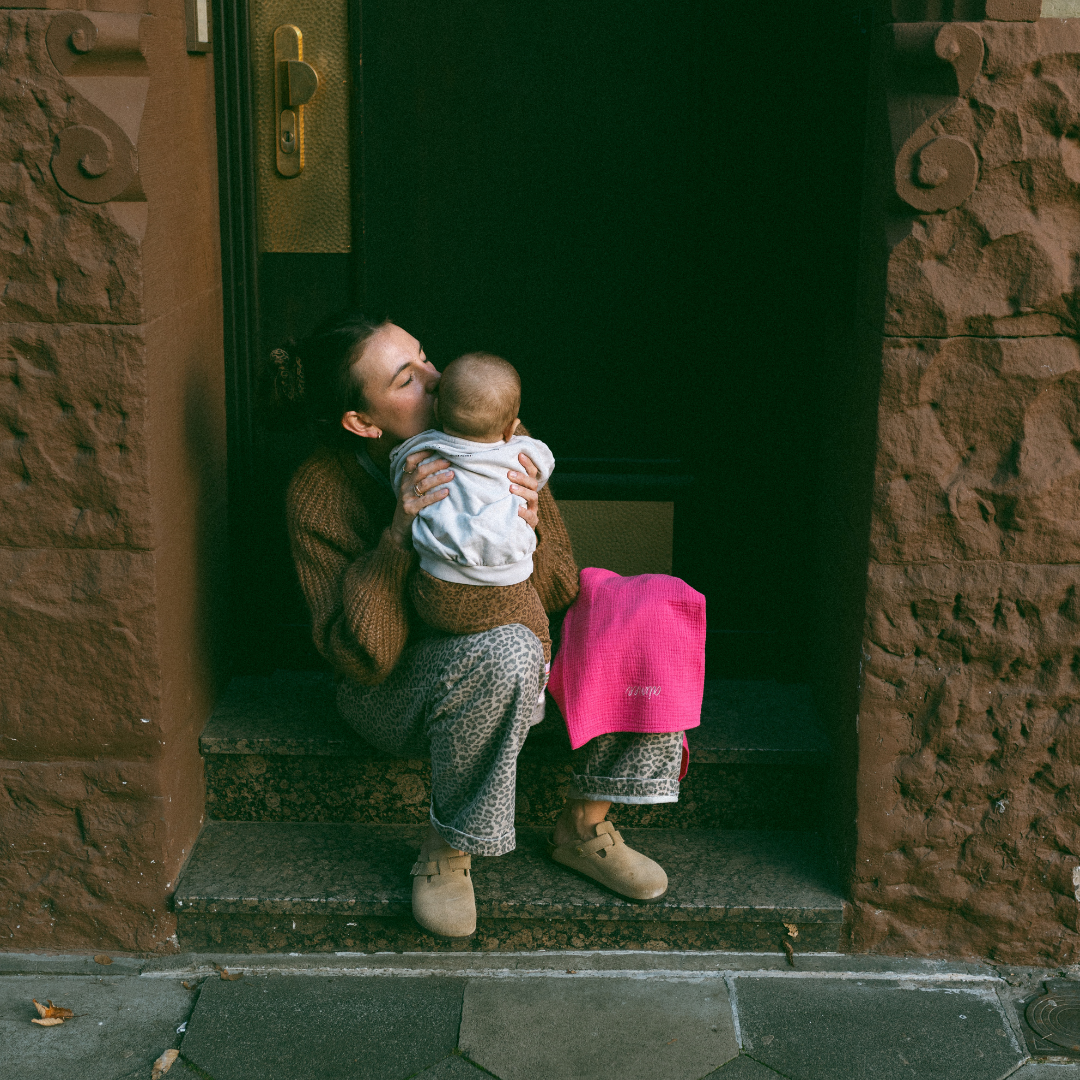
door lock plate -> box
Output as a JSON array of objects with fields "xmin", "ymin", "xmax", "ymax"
[{"xmin": 273, "ymin": 25, "xmax": 318, "ymax": 177}]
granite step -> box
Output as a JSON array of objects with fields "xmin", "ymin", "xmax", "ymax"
[
  {"xmin": 173, "ymin": 821, "xmax": 844, "ymax": 953},
  {"xmin": 200, "ymin": 674, "xmax": 830, "ymax": 831}
]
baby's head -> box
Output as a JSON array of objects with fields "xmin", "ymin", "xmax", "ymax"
[{"xmin": 435, "ymin": 353, "xmax": 521, "ymax": 442}]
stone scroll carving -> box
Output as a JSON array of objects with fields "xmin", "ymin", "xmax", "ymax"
[
  {"xmin": 46, "ymin": 12, "xmax": 149, "ymax": 205},
  {"xmin": 890, "ymin": 22, "xmax": 984, "ymax": 213}
]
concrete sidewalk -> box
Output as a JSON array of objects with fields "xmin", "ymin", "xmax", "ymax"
[{"xmin": 2, "ymin": 951, "xmax": 1079, "ymax": 1080}]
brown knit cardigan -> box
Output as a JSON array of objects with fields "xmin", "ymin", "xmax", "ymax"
[{"xmin": 286, "ymin": 440, "xmax": 580, "ymax": 684}]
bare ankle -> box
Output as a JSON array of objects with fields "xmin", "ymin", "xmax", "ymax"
[
  {"xmin": 424, "ymin": 824, "xmax": 464, "ymax": 857},
  {"xmin": 554, "ymin": 799, "xmax": 613, "ymax": 843}
]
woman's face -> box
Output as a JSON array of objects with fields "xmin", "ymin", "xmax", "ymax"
[{"xmin": 342, "ymin": 323, "xmax": 440, "ymax": 443}]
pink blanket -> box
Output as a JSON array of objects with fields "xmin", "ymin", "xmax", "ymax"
[{"xmin": 548, "ymin": 568, "xmax": 706, "ymax": 778}]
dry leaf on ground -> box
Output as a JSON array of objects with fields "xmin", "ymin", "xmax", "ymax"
[
  {"xmin": 94, "ymin": 954, "xmax": 112, "ymax": 965},
  {"xmin": 219, "ymin": 969, "xmax": 243, "ymax": 981},
  {"xmin": 783, "ymin": 922, "xmax": 798, "ymax": 939},
  {"xmin": 782, "ymin": 939, "xmax": 795, "ymax": 967},
  {"xmin": 152, "ymin": 1048, "xmax": 180, "ymax": 1079},
  {"xmin": 181, "ymin": 981, "xmax": 193, "ymax": 990},
  {"xmin": 33, "ymin": 1000, "xmax": 74, "ymax": 1020},
  {"xmin": 31, "ymin": 1017, "xmax": 65, "ymax": 1027}
]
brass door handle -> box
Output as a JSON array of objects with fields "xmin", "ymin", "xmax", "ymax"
[{"xmin": 274, "ymin": 25, "xmax": 318, "ymax": 177}]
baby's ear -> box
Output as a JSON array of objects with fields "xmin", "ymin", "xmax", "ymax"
[{"xmin": 503, "ymin": 417, "xmax": 521, "ymax": 442}]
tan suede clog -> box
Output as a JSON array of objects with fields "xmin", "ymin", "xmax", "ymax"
[
  {"xmin": 411, "ymin": 828, "xmax": 477, "ymax": 939},
  {"xmin": 547, "ymin": 820, "xmax": 668, "ymax": 902}
]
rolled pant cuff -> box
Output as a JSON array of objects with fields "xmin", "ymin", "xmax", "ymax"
[
  {"xmin": 567, "ymin": 774, "xmax": 680, "ymax": 805},
  {"xmin": 430, "ymin": 808, "xmax": 517, "ymax": 857}
]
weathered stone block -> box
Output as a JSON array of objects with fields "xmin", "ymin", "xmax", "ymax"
[
  {"xmin": 987, "ymin": 0, "xmax": 1041, "ymax": 19},
  {"xmin": 0, "ymin": 759, "xmax": 179, "ymax": 953},
  {"xmin": 0, "ymin": 548, "xmax": 162, "ymax": 759},
  {"xmin": 871, "ymin": 336, "xmax": 1080, "ymax": 564},
  {"xmin": 0, "ymin": 13, "xmax": 143, "ymax": 324},
  {"xmin": 851, "ymin": 561, "xmax": 1080, "ymax": 963},
  {"xmin": 850, "ymin": 17, "xmax": 1080, "ymax": 964},
  {"xmin": 884, "ymin": 22, "xmax": 1080, "ymax": 337},
  {"xmin": 0, "ymin": 0, "xmax": 224, "ymax": 957},
  {"xmin": 0, "ymin": 323, "xmax": 152, "ymax": 548}
]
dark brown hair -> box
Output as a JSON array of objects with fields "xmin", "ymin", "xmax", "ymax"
[{"xmin": 268, "ymin": 310, "xmax": 387, "ymax": 441}]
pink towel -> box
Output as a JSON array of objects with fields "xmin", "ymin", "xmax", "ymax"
[{"xmin": 548, "ymin": 568, "xmax": 706, "ymax": 778}]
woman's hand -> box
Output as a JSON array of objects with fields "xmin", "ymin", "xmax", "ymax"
[
  {"xmin": 389, "ymin": 451, "xmax": 453, "ymax": 549},
  {"xmin": 511, "ymin": 452, "xmax": 540, "ymax": 530}
]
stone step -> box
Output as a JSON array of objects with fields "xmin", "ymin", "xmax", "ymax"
[
  {"xmin": 200, "ymin": 674, "xmax": 830, "ymax": 831},
  {"xmin": 173, "ymin": 821, "xmax": 844, "ymax": 953}
]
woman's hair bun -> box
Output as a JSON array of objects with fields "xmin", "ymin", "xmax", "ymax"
[
  {"xmin": 270, "ymin": 346, "xmax": 306, "ymax": 405},
  {"xmin": 260, "ymin": 343, "xmax": 310, "ymax": 431},
  {"xmin": 261, "ymin": 310, "xmax": 387, "ymax": 439}
]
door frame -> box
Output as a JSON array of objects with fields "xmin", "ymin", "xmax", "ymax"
[{"xmin": 212, "ymin": 0, "xmax": 368, "ymax": 670}]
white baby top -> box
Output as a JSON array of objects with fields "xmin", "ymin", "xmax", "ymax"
[{"xmin": 389, "ymin": 430, "xmax": 555, "ymax": 586}]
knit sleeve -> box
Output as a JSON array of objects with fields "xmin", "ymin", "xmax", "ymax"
[
  {"xmin": 532, "ymin": 483, "xmax": 580, "ymax": 614},
  {"xmin": 287, "ymin": 453, "xmax": 415, "ymax": 684}
]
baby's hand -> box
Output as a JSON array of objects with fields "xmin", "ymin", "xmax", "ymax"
[{"xmin": 511, "ymin": 452, "xmax": 540, "ymax": 530}]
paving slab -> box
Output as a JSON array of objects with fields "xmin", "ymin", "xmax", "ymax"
[
  {"xmin": 163, "ymin": 1059, "xmax": 211, "ymax": 1080},
  {"xmin": 414, "ymin": 1056, "xmax": 494, "ymax": 1078},
  {"xmin": 1011, "ymin": 1067, "xmax": 1080, "ymax": 1078},
  {"xmin": 706, "ymin": 1055, "xmax": 788, "ymax": 1077},
  {"xmin": 0, "ymin": 974, "xmax": 193, "ymax": 1080},
  {"xmin": 459, "ymin": 976, "xmax": 739, "ymax": 1080},
  {"xmin": 0, "ymin": 953, "xmax": 144, "ymax": 976},
  {"xmin": 178, "ymin": 974, "xmax": 463, "ymax": 1080},
  {"xmin": 734, "ymin": 977, "xmax": 1024, "ymax": 1080}
]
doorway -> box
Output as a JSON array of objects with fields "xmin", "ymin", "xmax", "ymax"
[{"xmin": 216, "ymin": 0, "xmax": 872, "ymax": 678}]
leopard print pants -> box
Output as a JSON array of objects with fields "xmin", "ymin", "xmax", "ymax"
[
  {"xmin": 336, "ymin": 623, "xmax": 682, "ymax": 856},
  {"xmin": 568, "ymin": 730, "xmax": 683, "ymax": 804}
]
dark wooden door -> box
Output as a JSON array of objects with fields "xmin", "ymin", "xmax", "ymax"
[{"xmin": 217, "ymin": 0, "xmax": 871, "ymax": 677}]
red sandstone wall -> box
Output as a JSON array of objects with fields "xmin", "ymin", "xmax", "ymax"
[
  {"xmin": 140, "ymin": 0, "xmax": 227, "ymax": 953},
  {"xmin": 0, "ymin": 0, "xmax": 225, "ymax": 952},
  {"xmin": 848, "ymin": 17, "xmax": 1080, "ymax": 963}
]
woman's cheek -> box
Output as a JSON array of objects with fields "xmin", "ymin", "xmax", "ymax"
[{"xmin": 419, "ymin": 390, "xmax": 436, "ymax": 429}]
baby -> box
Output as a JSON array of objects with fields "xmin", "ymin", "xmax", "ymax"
[{"xmin": 389, "ymin": 353, "xmax": 555, "ymax": 663}]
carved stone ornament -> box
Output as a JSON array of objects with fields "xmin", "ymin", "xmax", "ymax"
[
  {"xmin": 889, "ymin": 22, "xmax": 983, "ymax": 213},
  {"xmin": 46, "ymin": 12, "xmax": 149, "ymax": 205}
]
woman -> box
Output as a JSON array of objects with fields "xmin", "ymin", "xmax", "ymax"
[{"xmin": 284, "ymin": 311, "xmax": 685, "ymax": 939}]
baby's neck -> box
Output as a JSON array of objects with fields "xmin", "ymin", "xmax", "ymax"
[{"xmin": 440, "ymin": 425, "xmax": 505, "ymax": 445}]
